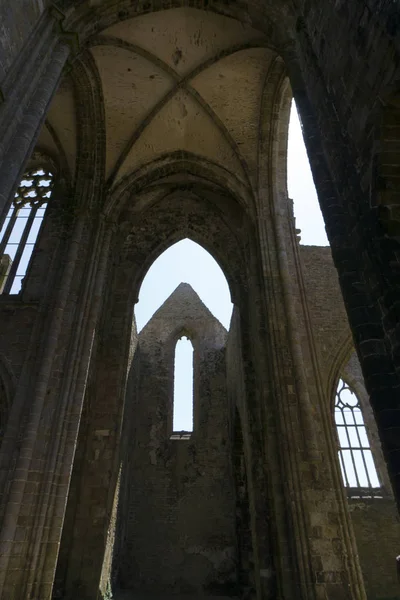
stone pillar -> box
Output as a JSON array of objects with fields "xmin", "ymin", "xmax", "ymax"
[
  {"xmin": 0, "ymin": 215, "xmax": 112, "ymax": 600},
  {"xmin": 254, "ymin": 58, "xmax": 368, "ymax": 598},
  {"xmin": 0, "ymin": 14, "xmax": 71, "ymax": 216}
]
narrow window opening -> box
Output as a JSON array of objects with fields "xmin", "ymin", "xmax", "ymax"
[
  {"xmin": 0, "ymin": 168, "xmax": 54, "ymax": 294},
  {"xmin": 172, "ymin": 336, "xmax": 193, "ymax": 439},
  {"xmin": 335, "ymin": 378, "xmax": 381, "ymax": 498},
  {"xmin": 288, "ymin": 100, "xmax": 329, "ymax": 246}
]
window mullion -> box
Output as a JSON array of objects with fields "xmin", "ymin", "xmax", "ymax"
[
  {"xmin": 352, "ymin": 410, "xmax": 374, "ymax": 488},
  {"xmin": 340, "ymin": 404, "xmax": 361, "ymax": 488},
  {"xmin": 0, "ymin": 168, "xmax": 54, "ymax": 296},
  {"xmin": 0, "ymin": 206, "xmax": 19, "ymax": 256},
  {"xmin": 345, "ymin": 419, "xmax": 361, "ymax": 488},
  {"xmin": 3, "ymin": 206, "xmax": 37, "ymax": 294},
  {"xmin": 338, "ymin": 448, "xmax": 351, "ymax": 487}
]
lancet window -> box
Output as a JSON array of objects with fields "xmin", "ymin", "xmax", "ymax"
[
  {"xmin": 0, "ymin": 168, "xmax": 54, "ymax": 294},
  {"xmin": 335, "ymin": 378, "xmax": 380, "ymax": 496},
  {"xmin": 171, "ymin": 336, "xmax": 194, "ymax": 439}
]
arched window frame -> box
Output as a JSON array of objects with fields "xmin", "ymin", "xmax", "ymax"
[
  {"xmin": 334, "ymin": 377, "xmax": 382, "ymax": 498},
  {"xmin": 0, "ymin": 167, "xmax": 55, "ymax": 295},
  {"xmin": 170, "ymin": 331, "xmax": 195, "ymax": 440}
]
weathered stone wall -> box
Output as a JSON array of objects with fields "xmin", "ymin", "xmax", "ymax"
[
  {"xmin": 117, "ymin": 284, "xmax": 237, "ymax": 596},
  {"xmin": 0, "ymin": 1, "xmax": 399, "ymax": 597},
  {"xmin": 300, "ymin": 245, "xmax": 350, "ymax": 391},
  {"xmin": 226, "ymin": 307, "xmax": 255, "ymax": 599},
  {"xmin": 0, "ymin": 0, "xmax": 46, "ymax": 89},
  {"xmin": 348, "ymin": 499, "xmax": 400, "ymax": 600},
  {"xmin": 300, "ymin": 243, "xmax": 400, "ymax": 600},
  {"xmin": 295, "ymin": 2, "xmax": 399, "ymax": 167}
]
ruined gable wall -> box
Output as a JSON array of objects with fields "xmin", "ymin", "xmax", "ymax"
[
  {"xmin": 117, "ymin": 287, "xmax": 237, "ymax": 595},
  {"xmin": 300, "ymin": 244, "xmax": 400, "ymax": 600}
]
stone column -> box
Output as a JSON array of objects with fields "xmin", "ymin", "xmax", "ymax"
[
  {"xmin": 0, "ymin": 30, "xmax": 71, "ymax": 216},
  {"xmin": 0, "ymin": 12, "xmax": 57, "ymax": 153},
  {"xmin": 26, "ymin": 221, "xmax": 113, "ymax": 600},
  {"xmin": 0, "ymin": 215, "xmax": 112, "ymax": 600},
  {"xmin": 254, "ymin": 56, "xmax": 368, "ymax": 597}
]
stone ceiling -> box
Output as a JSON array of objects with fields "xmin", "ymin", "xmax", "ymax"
[{"xmin": 37, "ymin": 7, "xmax": 281, "ymax": 195}]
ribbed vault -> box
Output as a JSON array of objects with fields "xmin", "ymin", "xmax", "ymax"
[{"xmin": 36, "ymin": 7, "xmax": 284, "ymax": 200}]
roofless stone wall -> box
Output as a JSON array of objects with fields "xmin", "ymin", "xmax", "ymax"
[
  {"xmin": 116, "ymin": 284, "xmax": 237, "ymax": 596},
  {"xmin": 300, "ymin": 244, "xmax": 400, "ymax": 600}
]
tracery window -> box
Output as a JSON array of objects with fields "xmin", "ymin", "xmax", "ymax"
[
  {"xmin": 0, "ymin": 168, "xmax": 54, "ymax": 294},
  {"xmin": 335, "ymin": 378, "xmax": 380, "ymax": 496},
  {"xmin": 171, "ymin": 336, "xmax": 193, "ymax": 439}
]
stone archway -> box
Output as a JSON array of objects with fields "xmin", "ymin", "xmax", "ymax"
[{"xmin": 54, "ymin": 174, "xmax": 271, "ymax": 599}]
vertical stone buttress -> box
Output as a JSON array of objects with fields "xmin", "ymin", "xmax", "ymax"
[
  {"xmin": 0, "ymin": 8, "xmax": 111, "ymax": 599},
  {"xmin": 0, "ymin": 8, "xmax": 75, "ymax": 216},
  {"xmin": 255, "ymin": 61, "xmax": 367, "ymax": 598},
  {"xmin": 117, "ymin": 284, "xmax": 237, "ymax": 596}
]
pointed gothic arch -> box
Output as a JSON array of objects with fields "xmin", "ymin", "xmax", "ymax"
[
  {"xmin": 115, "ymin": 183, "xmax": 250, "ymax": 309},
  {"xmin": 135, "ymin": 238, "xmax": 233, "ymax": 332}
]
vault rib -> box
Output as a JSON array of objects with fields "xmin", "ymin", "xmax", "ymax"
[
  {"xmin": 90, "ymin": 35, "xmax": 180, "ymax": 82},
  {"xmin": 256, "ymin": 55, "xmax": 286, "ymax": 195},
  {"xmin": 184, "ymin": 84, "xmax": 252, "ymax": 189},
  {"xmin": 90, "ymin": 36, "xmax": 269, "ymax": 187}
]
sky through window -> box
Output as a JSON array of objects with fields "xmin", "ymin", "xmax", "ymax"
[{"xmin": 135, "ymin": 239, "xmax": 233, "ymax": 332}]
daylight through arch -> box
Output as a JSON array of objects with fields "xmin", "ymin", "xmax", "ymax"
[
  {"xmin": 287, "ymin": 100, "xmax": 328, "ymax": 246},
  {"xmin": 135, "ymin": 238, "xmax": 233, "ymax": 332}
]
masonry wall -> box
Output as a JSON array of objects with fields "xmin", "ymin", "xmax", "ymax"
[
  {"xmin": 349, "ymin": 499, "xmax": 400, "ymax": 600},
  {"xmin": 299, "ymin": 245, "xmax": 349, "ymax": 384},
  {"xmin": 117, "ymin": 286, "xmax": 237, "ymax": 596},
  {"xmin": 296, "ymin": 1, "xmax": 398, "ymax": 170},
  {"xmin": 0, "ymin": 1, "xmax": 47, "ymax": 89},
  {"xmin": 0, "ymin": 190, "xmax": 65, "ymax": 390},
  {"xmin": 300, "ymin": 244, "xmax": 400, "ymax": 600},
  {"xmin": 226, "ymin": 308, "xmax": 255, "ymax": 598}
]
